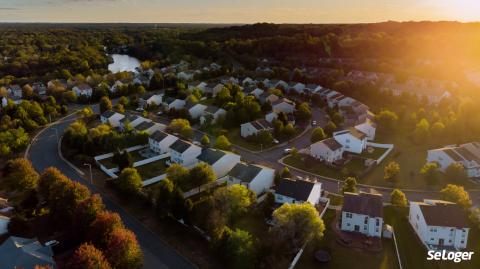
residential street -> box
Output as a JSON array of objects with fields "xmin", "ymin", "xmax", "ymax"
[{"xmin": 26, "ymin": 111, "xmax": 197, "ymax": 269}]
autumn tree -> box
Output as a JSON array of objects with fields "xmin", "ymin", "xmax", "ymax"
[
  {"xmin": 168, "ymin": 118, "xmax": 193, "ymax": 138},
  {"xmin": 384, "ymin": 161, "xmax": 400, "ymax": 183},
  {"xmin": 390, "ymin": 189, "xmax": 408, "ymax": 207},
  {"xmin": 342, "ymin": 177, "xmax": 357, "ymax": 194},
  {"xmin": 445, "ymin": 163, "xmax": 468, "ymax": 184},
  {"xmin": 375, "ymin": 110, "xmax": 398, "ymax": 132},
  {"xmin": 68, "ymin": 243, "xmax": 112, "ymax": 269},
  {"xmin": 88, "ymin": 211, "xmax": 124, "ymax": 247},
  {"xmin": 212, "ymin": 185, "xmax": 256, "ymax": 224},
  {"xmin": 105, "ymin": 228, "xmax": 143, "ymax": 269},
  {"xmin": 3, "ymin": 158, "xmax": 39, "ymax": 191},
  {"xmin": 99, "ymin": 96, "xmax": 113, "ymax": 114},
  {"xmin": 420, "ymin": 162, "xmax": 439, "ymax": 186},
  {"xmin": 441, "ymin": 184, "xmax": 472, "ymax": 209},
  {"xmin": 215, "ymin": 135, "xmax": 232, "ymax": 150},
  {"xmin": 116, "ymin": 168, "xmax": 142, "ymax": 195},
  {"xmin": 311, "ymin": 127, "xmax": 327, "ymax": 143}
]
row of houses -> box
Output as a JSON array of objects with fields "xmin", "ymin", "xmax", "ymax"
[
  {"xmin": 339, "ymin": 191, "xmax": 470, "ymax": 250},
  {"xmin": 427, "ymin": 142, "xmax": 480, "ymax": 178}
]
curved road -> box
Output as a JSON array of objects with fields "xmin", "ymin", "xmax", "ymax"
[{"xmin": 27, "ymin": 112, "xmax": 197, "ymax": 269}]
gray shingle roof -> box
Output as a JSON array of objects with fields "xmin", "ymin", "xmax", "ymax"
[
  {"xmin": 150, "ymin": 131, "xmax": 169, "ymax": 142},
  {"xmin": 101, "ymin": 110, "xmax": 117, "ymax": 119},
  {"xmin": 343, "ymin": 192, "xmax": 383, "ymax": 218},
  {"xmin": 320, "ymin": 138, "xmax": 343, "ymax": 151},
  {"xmin": 170, "ymin": 140, "xmax": 192, "ymax": 153},
  {"xmin": 419, "ymin": 202, "xmax": 469, "ymax": 228},
  {"xmin": 275, "ymin": 178, "xmax": 316, "ymax": 201},
  {"xmin": 135, "ymin": 121, "xmax": 155, "ymax": 131},
  {"xmin": 228, "ymin": 163, "xmax": 262, "ymax": 183},
  {"xmin": 0, "ymin": 236, "xmax": 55, "ymax": 269},
  {"xmin": 197, "ymin": 148, "xmax": 226, "ymax": 165}
]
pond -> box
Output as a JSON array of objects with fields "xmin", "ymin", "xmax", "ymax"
[{"xmin": 108, "ymin": 54, "xmax": 141, "ymax": 73}]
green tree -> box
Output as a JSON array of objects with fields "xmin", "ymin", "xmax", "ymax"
[
  {"xmin": 200, "ymin": 135, "xmax": 210, "ymax": 147},
  {"xmin": 218, "ymin": 227, "xmax": 255, "ymax": 269},
  {"xmin": 445, "ymin": 163, "xmax": 468, "ymax": 184},
  {"xmin": 105, "ymin": 228, "xmax": 143, "ymax": 269},
  {"xmin": 272, "ymin": 203, "xmax": 325, "ymax": 249},
  {"xmin": 420, "ymin": 162, "xmax": 439, "ymax": 186},
  {"xmin": 116, "ymin": 168, "xmax": 142, "ymax": 195},
  {"xmin": 215, "ymin": 135, "xmax": 232, "ymax": 150},
  {"xmin": 168, "ymin": 118, "xmax": 193, "ymax": 138},
  {"xmin": 154, "ymin": 179, "xmax": 175, "ymax": 218},
  {"xmin": 255, "ymin": 130, "xmax": 274, "ymax": 145},
  {"xmin": 390, "ymin": 189, "xmax": 408, "ymax": 207},
  {"xmin": 99, "ymin": 96, "xmax": 113, "ymax": 113},
  {"xmin": 88, "ymin": 211, "xmax": 124, "ymax": 247},
  {"xmin": 342, "ymin": 177, "xmax": 357, "ymax": 194},
  {"xmin": 112, "ymin": 150, "xmax": 133, "ymax": 170},
  {"xmin": 283, "ymin": 123, "xmax": 296, "ymax": 138},
  {"xmin": 441, "ymin": 184, "xmax": 472, "ymax": 209},
  {"xmin": 296, "ymin": 102, "xmax": 312, "ymax": 122},
  {"xmin": 384, "ymin": 161, "xmax": 400, "ymax": 182},
  {"xmin": 3, "ymin": 158, "xmax": 39, "ymax": 191},
  {"xmin": 280, "ymin": 166, "xmax": 292, "ymax": 179},
  {"xmin": 311, "ymin": 127, "xmax": 327, "ymax": 143},
  {"xmin": 414, "ymin": 118, "xmax": 430, "ymax": 142},
  {"xmin": 212, "ymin": 185, "xmax": 256, "ymax": 223},
  {"xmin": 324, "ymin": 121, "xmax": 337, "ymax": 136},
  {"xmin": 375, "ymin": 110, "xmax": 398, "ymax": 132},
  {"xmin": 189, "ymin": 163, "xmax": 217, "ymax": 187},
  {"xmin": 69, "ymin": 243, "xmax": 112, "ymax": 269},
  {"xmin": 165, "ymin": 163, "xmax": 189, "ymax": 186}
]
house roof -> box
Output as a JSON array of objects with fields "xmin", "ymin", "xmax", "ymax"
[
  {"xmin": 342, "ymin": 192, "xmax": 383, "ymax": 218},
  {"xmin": 249, "ymin": 119, "xmax": 273, "ymax": 131},
  {"xmin": 272, "ymin": 98, "xmax": 294, "ymax": 107},
  {"xmin": 135, "ymin": 121, "xmax": 155, "ymax": 131},
  {"xmin": 120, "ymin": 114, "xmax": 139, "ymax": 123},
  {"xmin": 419, "ymin": 201, "xmax": 469, "ymax": 228},
  {"xmin": 9, "ymin": 85, "xmax": 22, "ymax": 92},
  {"xmin": 150, "ymin": 131, "xmax": 169, "ymax": 142},
  {"xmin": 205, "ymin": 106, "xmax": 221, "ymax": 114},
  {"xmin": 317, "ymin": 138, "xmax": 343, "ymax": 151},
  {"xmin": 197, "ymin": 148, "xmax": 226, "ymax": 165},
  {"xmin": 170, "ymin": 140, "xmax": 193, "ymax": 153},
  {"xmin": 75, "ymin": 83, "xmax": 91, "ymax": 91},
  {"xmin": 0, "ymin": 236, "xmax": 55, "ymax": 269},
  {"xmin": 228, "ymin": 163, "xmax": 263, "ymax": 183},
  {"xmin": 165, "ymin": 97, "xmax": 176, "ymax": 104},
  {"xmin": 275, "ymin": 178, "xmax": 316, "ymax": 201},
  {"xmin": 101, "ymin": 110, "xmax": 117, "ymax": 119}
]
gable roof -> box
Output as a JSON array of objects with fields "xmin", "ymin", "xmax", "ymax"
[
  {"xmin": 101, "ymin": 110, "xmax": 117, "ymax": 119},
  {"xmin": 249, "ymin": 119, "xmax": 273, "ymax": 131},
  {"xmin": 150, "ymin": 130, "xmax": 169, "ymax": 142},
  {"xmin": 135, "ymin": 121, "xmax": 155, "ymax": 131},
  {"xmin": 227, "ymin": 163, "xmax": 263, "ymax": 183},
  {"xmin": 0, "ymin": 236, "xmax": 55, "ymax": 269},
  {"xmin": 418, "ymin": 201, "xmax": 469, "ymax": 228},
  {"xmin": 197, "ymin": 148, "xmax": 226, "ymax": 165},
  {"xmin": 335, "ymin": 128, "xmax": 367, "ymax": 140},
  {"xmin": 205, "ymin": 105, "xmax": 221, "ymax": 114},
  {"xmin": 170, "ymin": 140, "xmax": 193, "ymax": 153},
  {"xmin": 275, "ymin": 178, "xmax": 316, "ymax": 201},
  {"xmin": 317, "ymin": 138, "xmax": 343, "ymax": 151},
  {"xmin": 120, "ymin": 114, "xmax": 139, "ymax": 123},
  {"xmin": 343, "ymin": 192, "xmax": 383, "ymax": 218}
]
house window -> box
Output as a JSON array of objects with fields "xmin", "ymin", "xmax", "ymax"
[
  {"xmin": 364, "ymin": 225, "xmax": 367, "ymax": 231},
  {"xmin": 461, "ymin": 240, "xmax": 465, "ymax": 244},
  {"xmin": 375, "ymin": 228, "xmax": 379, "ymax": 233},
  {"xmin": 376, "ymin": 219, "xmax": 380, "ymax": 226},
  {"xmin": 416, "ymin": 215, "xmax": 419, "ymax": 220},
  {"xmin": 346, "ymin": 213, "xmax": 352, "ymax": 218},
  {"xmin": 346, "ymin": 139, "xmax": 350, "ymax": 143},
  {"xmin": 347, "ymin": 223, "xmax": 350, "ymax": 227},
  {"xmin": 430, "ymin": 238, "xmax": 435, "ymax": 241},
  {"xmin": 364, "ymin": 217, "xmax": 368, "ymax": 224}
]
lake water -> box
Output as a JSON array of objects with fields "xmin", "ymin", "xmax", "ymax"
[{"xmin": 108, "ymin": 54, "xmax": 141, "ymax": 73}]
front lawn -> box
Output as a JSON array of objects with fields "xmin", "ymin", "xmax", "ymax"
[
  {"xmin": 297, "ymin": 209, "xmax": 399, "ymax": 269},
  {"xmin": 135, "ymin": 159, "xmax": 168, "ymax": 180},
  {"xmin": 384, "ymin": 206, "xmax": 480, "ymax": 269},
  {"xmin": 227, "ymin": 128, "xmax": 270, "ymax": 151},
  {"xmin": 352, "ymin": 146, "xmax": 389, "ymax": 160}
]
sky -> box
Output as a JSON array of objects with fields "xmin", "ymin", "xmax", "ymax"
[{"xmin": 0, "ymin": 0, "xmax": 479, "ymax": 23}]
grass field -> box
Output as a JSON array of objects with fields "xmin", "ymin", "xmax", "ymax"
[
  {"xmin": 135, "ymin": 159, "xmax": 168, "ymax": 180},
  {"xmin": 297, "ymin": 209, "xmax": 399, "ymax": 269},
  {"xmin": 384, "ymin": 206, "xmax": 480, "ymax": 269}
]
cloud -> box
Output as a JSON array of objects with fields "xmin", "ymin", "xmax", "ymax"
[{"xmin": 0, "ymin": 7, "xmax": 21, "ymax": 10}]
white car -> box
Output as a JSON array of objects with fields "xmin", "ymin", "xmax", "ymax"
[
  {"xmin": 136, "ymin": 107, "xmax": 144, "ymax": 112},
  {"xmin": 273, "ymin": 139, "xmax": 280, "ymax": 144},
  {"xmin": 157, "ymin": 111, "xmax": 163, "ymax": 115},
  {"xmin": 312, "ymin": 120, "xmax": 317, "ymax": 126},
  {"xmin": 284, "ymin": 148, "xmax": 292, "ymax": 155}
]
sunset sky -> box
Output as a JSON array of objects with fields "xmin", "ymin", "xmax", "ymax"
[{"xmin": 0, "ymin": 0, "xmax": 479, "ymax": 23}]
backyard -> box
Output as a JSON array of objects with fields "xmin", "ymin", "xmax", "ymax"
[
  {"xmin": 135, "ymin": 158, "xmax": 168, "ymax": 180},
  {"xmin": 384, "ymin": 206, "xmax": 480, "ymax": 269},
  {"xmin": 297, "ymin": 209, "xmax": 399, "ymax": 269},
  {"xmin": 97, "ymin": 148, "xmax": 147, "ymax": 169}
]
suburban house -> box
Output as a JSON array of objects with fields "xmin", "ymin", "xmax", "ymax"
[
  {"xmin": 289, "ymin": 82, "xmax": 306, "ymax": 94},
  {"xmin": 32, "ymin": 82, "xmax": 47, "ymax": 95},
  {"xmin": 354, "ymin": 119, "xmax": 377, "ymax": 141},
  {"xmin": 272, "ymin": 98, "xmax": 296, "ymax": 114},
  {"xmin": 211, "ymin": 83, "xmax": 225, "ymax": 97},
  {"xmin": 219, "ymin": 76, "xmax": 239, "ymax": 85},
  {"xmin": 409, "ymin": 199, "xmax": 470, "ymax": 250},
  {"xmin": 333, "ymin": 128, "xmax": 368, "ymax": 154},
  {"xmin": 164, "ymin": 97, "xmax": 186, "ymax": 110},
  {"xmin": 134, "ymin": 121, "xmax": 166, "ymax": 135},
  {"xmin": 197, "ymin": 148, "xmax": 241, "ymax": 178},
  {"xmin": 304, "ymin": 84, "xmax": 322, "ymax": 94},
  {"xmin": 72, "ymin": 83, "xmax": 93, "ymax": 97},
  {"xmin": 250, "ymin": 88, "xmax": 264, "ymax": 98},
  {"xmin": 177, "ymin": 70, "xmax": 196, "ymax": 81},
  {"xmin": 309, "ymin": 138, "xmax": 344, "ymax": 164},
  {"xmin": 139, "ymin": 93, "xmax": 163, "ymax": 109},
  {"xmin": 8, "ymin": 85, "xmax": 22, "ymax": 98},
  {"xmin": 168, "ymin": 140, "xmax": 202, "ymax": 167},
  {"xmin": 340, "ymin": 192, "xmax": 383, "ymax": 237},
  {"xmin": 119, "ymin": 114, "xmax": 151, "ymax": 131},
  {"xmin": 327, "ymin": 93, "xmax": 345, "ymax": 108},
  {"xmin": 427, "ymin": 142, "xmax": 480, "ymax": 178},
  {"xmin": 200, "ymin": 106, "xmax": 227, "ymax": 125},
  {"xmin": 242, "ymin": 77, "xmax": 255, "ymax": 86},
  {"xmin": 240, "ymin": 119, "xmax": 274, "ymax": 138},
  {"xmin": 187, "ymin": 103, "xmax": 208, "ymax": 119},
  {"xmin": 337, "ymin": 96, "xmax": 356, "ymax": 107},
  {"xmin": 109, "ymin": 80, "xmax": 124, "ymax": 93},
  {"xmin": 149, "ymin": 131, "xmax": 179, "ymax": 154},
  {"xmin": 47, "ymin": 79, "xmax": 68, "ymax": 90},
  {"xmin": 100, "ymin": 110, "xmax": 125, "ymax": 127},
  {"xmin": 274, "ymin": 177, "xmax": 323, "ymax": 205},
  {"xmin": 225, "ymin": 163, "xmax": 275, "ymax": 195},
  {"xmin": 269, "ymin": 79, "xmax": 289, "ymax": 90},
  {"xmin": 188, "ymin": 81, "xmax": 208, "ymax": 92},
  {"xmin": 258, "ymin": 92, "xmax": 280, "ymax": 104},
  {"xmin": 0, "ymin": 236, "xmax": 56, "ymax": 269}
]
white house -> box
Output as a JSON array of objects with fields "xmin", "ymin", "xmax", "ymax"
[
  {"xmin": 197, "ymin": 148, "xmax": 241, "ymax": 179},
  {"xmin": 265, "ymin": 111, "xmax": 278, "ymax": 123},
  {"xmin": 337, "ymin": 96, "xmax": 356, "ymax": 107},
  {"xmin": 164, "ymin": 98, "xmax": 186, "ymax": 110},
  {"xmin": 1, "ymin": 97, "xmax": 7, "ymax": 108},
  {"xmin": 110, "ymin": 80, "xmax": 124, "ymax": 93},
  {"xmin": 269, "ymin": 79, "xmax": 288, "ymax": 90},
  {"xmin": 100, "ymin": 110, "xmax": 125, "ymax": 127},
  {"xmin": 72, "ymin": 84, "xmax": 93, "ymax": 97},
  {"xmin": 119, "ymin": 114, "xmax": 151, "ymax": 131},
  {"xmin": 188, "ymin": 81, "xmax": 208, "ymax": 92},
  {"xmin": 240, "ymin": 119, "xmax": 274, "ymax": 138},
  {"xmin": 7, "ymin": 85, "xmax": 22, "ymax": 98},
  {"xmin": 309, "ymin": 138, "xmax": 344, "ymax": 164},
  {"xmin": 272, "ymin": 98, "xmax": 296, "ymax": 114},
  {"xmin": 200, "ymin": 106, "xmax": 227, "ymax": 125},
  {"xmin": 168, "ymin": 140, "xmax": 202, "ymax": 167},
  {"xmin": 258, "ymin": 92, "xmax": 279, "ymax": 105},
  {"xmin": 211, "ymin": 83, "xmax": 225, "ymax": 97},
  {"xmin": 187, "ymin": 103, "xmax": 208, "ymax": 119},
  {"xmin": 327, "ymin": 93, "xmax": 345, "ymax": 108},
  {"xmin": 354, "ymin": 119, "xmax": 377, "ymax": 141},
  {"xmin": 139, "ymin": 94, "xmax": 163, "ymax": 109},
  {"xmin": 333, "ymin": 128, "xmax": 368, "ymax": 154},
  {"xmin": 289, "ymin": 82, "xmax": 306, "ymax": 94},
  {"xmin": 0, "ymin": 215, "xmax": 9, "ymax": 235},
  {"xmin": 409, "ymin": 199, "xmax": 470, "ymax": 250},
  {"xmin": 250, "ymin": 88, "xmax": 264, "ymax": 98},
  {"xmin": 242, "ymin": 77, "xmax": 255, "ymax": 86},
  {"xmin": 32, "ymin": 82, "xmax": 47, "ymax": 95},
  {"xmin": 304, "ymin": 84, "xmax": 322, "ymax": 94},
  {"xmin": 427, "ymin": 142, "xmax": 480, "ymax": 178},
  {"xmin": 274, "ymin": 178, "xmax": 322, "ymax": 205},
  {"xmin": 341, "ymin": 192, "xmax": 383, "ymax": 237},
  {"xmin": 149, "ymin": 131, "xmax": 179, "ymax": 154},
  {"xmin": 225, "ymin": 163, "xmax": 275, "ymax": 196},
  {"xmin": 134, "ymin": 121, "xmax": 166, "ymax": 135},
  {"xmin": 177, "ymin": 70, "xmax": 196, "ymax": 81}
]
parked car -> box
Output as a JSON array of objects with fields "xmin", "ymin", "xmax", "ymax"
[
  {"xmin": 284, "ymin": 148, "xmax": 292, "ymax": 155},
  {"xmin": 312, "ymin": 120, "xmax": 317, "ymax": 126},
  {"xmin": 273, "ymin": 139, "xmax": 280, "ymax": 144}
]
